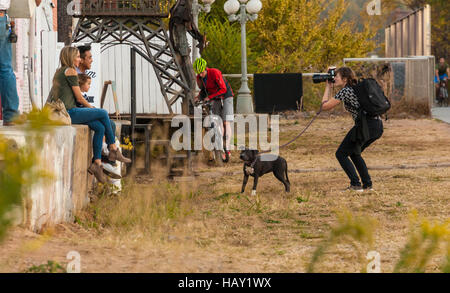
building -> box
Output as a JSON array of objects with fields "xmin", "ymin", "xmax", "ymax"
[{"xmin": 9, "ymin": 0, "xmax": 56, "ymax": 114}]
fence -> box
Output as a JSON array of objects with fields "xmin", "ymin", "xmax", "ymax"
[
  {"xmin": 344, "ymin": 56, "xmax": 435, "ymax": 113},
  {"xmin": 226, "ymin": 59, "xmax": 435, "ymax": 115},
  {"xmin": 385, "ymin": 5, "xmax": 431, "ymax": 57}
]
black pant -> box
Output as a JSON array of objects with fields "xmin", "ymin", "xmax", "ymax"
[{"xmin": 336, "ymin": 118, "xmax": 383, "ymax": 188}]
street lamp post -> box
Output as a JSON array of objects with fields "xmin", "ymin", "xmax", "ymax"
[
  {"xmin": 224, "ymin": 0, "xmax": 262, "ymax": 114},
  {"xmin": 192, "ymin": 0, "xmax": 215, "ymax": 63}
]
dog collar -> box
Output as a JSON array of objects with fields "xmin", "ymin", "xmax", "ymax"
[
  {"xmin": 245, "ymin": 166, "xmax": 254, "ymax": 175},
  {"xmin": 244, "ymin": 157, "xmax": 258, "ymax": 175}
]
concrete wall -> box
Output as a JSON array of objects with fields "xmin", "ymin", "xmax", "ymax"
[{"xmin": 0, "ymin": 124, "xmax": 93, "ymax": 232}]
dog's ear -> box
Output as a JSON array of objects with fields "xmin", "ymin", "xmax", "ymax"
[{"xmin": 252, "ymin": 150, "xmax": 259, "ymax": 157}]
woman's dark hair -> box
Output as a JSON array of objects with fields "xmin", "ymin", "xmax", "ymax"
[
  {"xmin": 78, "ymin": 74, "xmax": 91, "ymax": 86},
  {"xmin": 336, "ymin": 67, "xmax": 357, "ymax": 86}
]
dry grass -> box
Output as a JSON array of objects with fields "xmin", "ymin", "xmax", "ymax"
[
  {"xmin": 0, "ymin": 116, "xmax": 449, "ymax": 273},
  {"xmin": 389, "ymin": 99, "xmax": 431, "ymax": 118}
]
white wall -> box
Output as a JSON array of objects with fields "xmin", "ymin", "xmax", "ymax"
[
  {"xmin": 38, "ymin": 38, "xmax": 183, "ymax": 115},
  {"xmin": 100, "ymin": 44, "xmax": 183, "ymax": 115},
  {"xmin": 28, "ymin": 0, "xmax": 55, "ymax": 109}
]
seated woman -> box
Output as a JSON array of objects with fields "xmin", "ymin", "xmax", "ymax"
[{"xmin": 47, "ymin": 46, "xmax": 131, "ymax": 184}]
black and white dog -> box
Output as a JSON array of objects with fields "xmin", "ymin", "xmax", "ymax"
[{"xmin": 239, "ymin": 149, "xmax": 290, "ymax": 195}]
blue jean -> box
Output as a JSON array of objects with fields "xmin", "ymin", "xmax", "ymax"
[
  {"xmin": 0, "ymin": 15, "xmax": 19, "ymax": 123},
  {"xmin": 68, "ymin": 108, "xmax": 115, "ymax": 160}
]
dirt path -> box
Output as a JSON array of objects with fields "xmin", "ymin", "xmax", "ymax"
[{"xmin": 1, "ymin": 117, "xmax": 449, "ymax": 273}]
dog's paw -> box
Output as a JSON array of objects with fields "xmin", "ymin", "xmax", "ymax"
[{"xmin": 251, "ymin": 190, "xmax": 256, "ymax": 196}]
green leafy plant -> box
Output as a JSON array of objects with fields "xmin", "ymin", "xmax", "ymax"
[
  {"xmin": 394, "ymin": 211, "xmax": 450, "ymax": 273},
  {"xmin": 0, "ymin": 108, "xmax": 54, "ymax": 242},
  {"xmin": 24, "ymin": 260, "xmax": 66, "ymax": 273}
]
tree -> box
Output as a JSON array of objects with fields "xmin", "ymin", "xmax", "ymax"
[
  {"xmin": 247, "ymin": 0, "xmax": 378, "ymax": 73},
  {"xmin": 198, "ymin": 15, "xmax": 260, "ymax": 94}
]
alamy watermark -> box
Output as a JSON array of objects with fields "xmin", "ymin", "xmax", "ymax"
[
  {"xmin": 367, "ymin": 0, "xmax": 382, "ymax": 16},
  {"xmin": 170, "ymin": 107, "xmax": 279, "ymax": 160},
  {"xmin": 366, "ymin": 251, "xmax": 381, "ymax": 273},
  {"xmin": 66, "ymin": 250, "xmax": 81, "ymax": 273},
  {"xmin": 67, "ymin": 0, "xmax": 81, "ymax": 16},
  {"xmin": 68, "ymin": 0, "xmax": 382, "ymax": 16}
]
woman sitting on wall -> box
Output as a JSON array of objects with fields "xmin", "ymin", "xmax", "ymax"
[{"xmin": 47, "ymin": 46, "xmax": 131, "ymax": 184}]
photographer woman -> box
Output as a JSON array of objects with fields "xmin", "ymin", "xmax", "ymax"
[{"xmin": 321, "ymin": 67, "xmax": 383, "ymax": 192}]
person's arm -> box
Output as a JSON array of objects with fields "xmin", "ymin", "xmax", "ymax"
[
  {"xmin": 321, "ymin": 82, "xmax": 341, "ymax": 111},
  {"xmin": 436, "ymin": 68, "xmax": 440, "ymax": 80},
  {"xmin": 65, "ymin": 68, "xmax": 94, "ymax": 108},
  {"xmin": 208, "ymin": 70, "xmax": 227, "ymax": 100},
  {"xmin": 195, "ymin": 76, "xmax": 207, "ymax": 102}
]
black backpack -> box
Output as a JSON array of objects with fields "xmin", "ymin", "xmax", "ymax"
[{"xmin": 352, "ymin": 78, "xmax": 391, "ymax": 117}]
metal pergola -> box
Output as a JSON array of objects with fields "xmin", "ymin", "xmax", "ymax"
[{"xmin": 70, "ymin": 1, "xmax": 193, "ymax": 175}]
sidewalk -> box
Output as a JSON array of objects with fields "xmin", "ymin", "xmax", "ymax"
[{"xmin": 431, "ymin": 107, "xmax": 450, "ymax": 124}]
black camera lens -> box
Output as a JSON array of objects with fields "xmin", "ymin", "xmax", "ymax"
[{"xmin": 312, "ymin": 74, "xmax": 332, "ymax": 84}]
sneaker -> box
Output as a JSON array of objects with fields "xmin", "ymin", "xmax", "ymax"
[
  {"xmin": 344, "ymin": 185, "xmax": 364, "ymax": 192},
  {"xmin": 227, "ymin": 151, "xmax": 232, "ymax": 158},
  {"xmin": 363, "ymin": 186, "xmax": 374, "ymax": 192},
  {"xmin": 102, "ymin": 162, "xmax": 122, "ymax": 180}
]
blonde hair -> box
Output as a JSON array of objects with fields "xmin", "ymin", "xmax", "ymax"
[{"xmin": 59, "ymin": 46, "xmax": 79, "ymax": 69}]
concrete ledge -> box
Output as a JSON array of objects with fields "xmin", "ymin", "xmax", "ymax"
[{"xmin": 0, "ymin": 124, "xmax": 93, "ymax": 232}]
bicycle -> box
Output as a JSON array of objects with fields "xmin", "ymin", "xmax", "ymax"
[
  {"xmin": 195, "ymin": 99, "xmax": 230, "ymax": 166},
  {"xmin": 437, "ymin": 79, "xmax": 449, "ymax": 107}
]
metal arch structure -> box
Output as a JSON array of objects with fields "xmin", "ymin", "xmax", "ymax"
[{"xmin": 71, "ymin": 0, "xmax": 191, "ymax": 114}]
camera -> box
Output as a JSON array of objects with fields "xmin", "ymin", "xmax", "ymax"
[{"xmin": 312, "ymin": 67, "xmax": 336, "ymax": 84}]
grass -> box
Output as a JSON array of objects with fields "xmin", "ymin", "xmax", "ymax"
[
  {"xmin": 1, "ymin": 116, "xmax": 450, "ymax": 272},
  {"xmin": 24, "ymin": 260, "xmax": 66, "ymax": 273},
  {"xmin": 77, "ymin": 180, "xmax": 198, "ymax": 236}
]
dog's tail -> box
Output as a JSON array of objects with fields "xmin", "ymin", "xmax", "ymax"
[{"xmin": 285, "ymin": 162, "xmax": 290, "ymax": 184}]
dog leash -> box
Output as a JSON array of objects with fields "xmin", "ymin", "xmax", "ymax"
[
  {"xmin": 276, "ymin": 101, "xmax": 325, "ymax": 151},
  {"xmin": 245, "ymin": 102, "xmax": 325, "ymax": 174}
]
